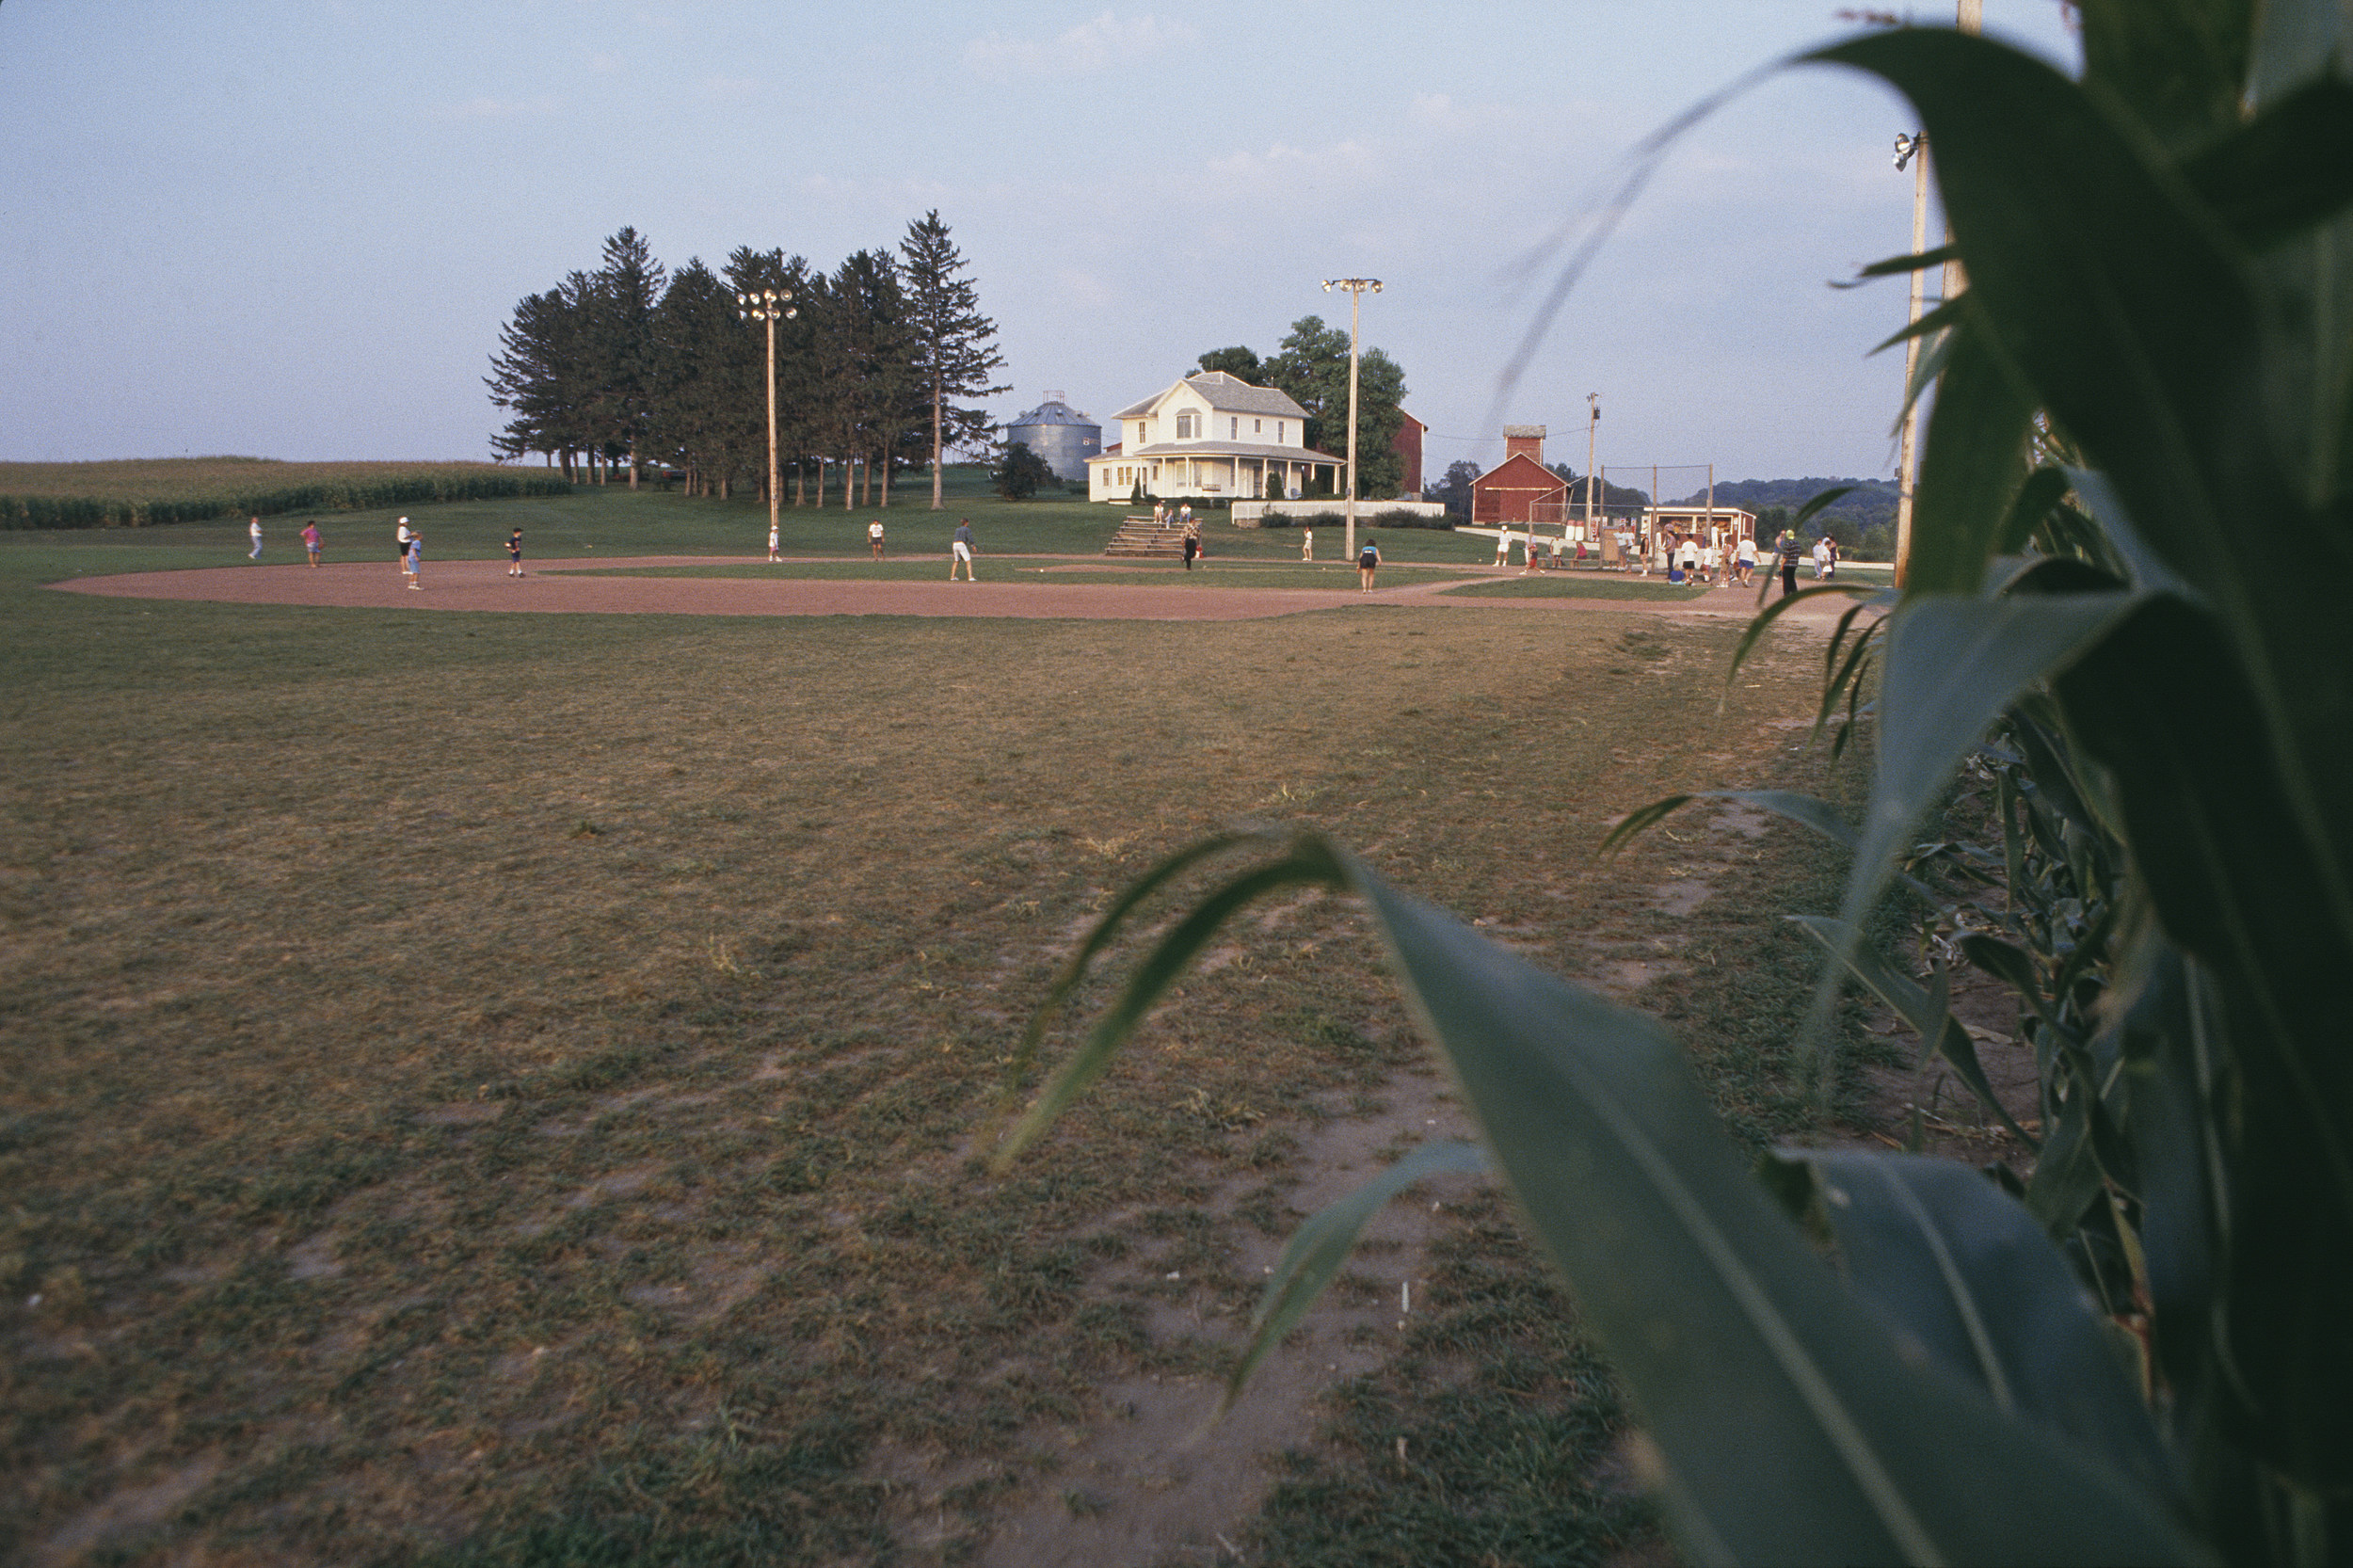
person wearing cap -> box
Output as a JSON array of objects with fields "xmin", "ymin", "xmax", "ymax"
[
  {"xmin": 396, "ymin": 517, "xmax": 413, "ymax": 576},
  {"xmin": 406, "ymin": 526, "xmax": 423, "ymax": 589}
]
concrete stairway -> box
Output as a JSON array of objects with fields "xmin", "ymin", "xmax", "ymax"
[{"xmin": 1102, "ymin": 514, "xmax": 1188, "ymax": 558}]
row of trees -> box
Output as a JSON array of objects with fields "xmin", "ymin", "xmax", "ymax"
[
  {"xmin": 1194, "ymin": 320, "xmax": 1410, "ymax": 499},
  {"xmin": 485, "ymin": 215, "xmax": 1006, "ymax": 509}
]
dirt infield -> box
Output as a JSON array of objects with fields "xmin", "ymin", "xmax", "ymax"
[{"xmin": 51, "ymin": 552, "xmax": 1849, "ymax": 625}]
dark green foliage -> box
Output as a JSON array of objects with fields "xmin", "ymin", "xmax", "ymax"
[
  {"xmin": 901, "ymin": 212, "xmax": 1010, "ymax": 509},
  {"xmin": 991, "ymin": 440, "xmax": 1052, "ymax": 500}
]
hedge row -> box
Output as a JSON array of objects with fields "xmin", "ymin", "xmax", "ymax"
[{"xmin": 0, "ymin": 472, "xmax": 575, "ymax": 531}]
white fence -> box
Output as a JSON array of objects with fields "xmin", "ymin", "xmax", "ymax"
[{"xmin": 1231, "ymin": 499, "xmax": 1451, "ymax": 527}]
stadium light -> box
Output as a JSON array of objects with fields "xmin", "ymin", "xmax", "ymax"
[
  {"xmin": 1320, "ymin": 279, "xmax": 1382, "ymax": 562},
  {"xmin": 737, "ymin": 288, "xmax": 796, "ymax": 552}
]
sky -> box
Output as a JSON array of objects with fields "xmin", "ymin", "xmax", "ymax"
[{"xmin": 0, "ymin": 2, "xmax": 2079, "ymax": 485}]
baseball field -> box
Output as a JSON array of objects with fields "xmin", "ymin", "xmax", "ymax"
[{"xmin": 1, "ymin": 475, "xmax": 1878, "ymax": 1566}]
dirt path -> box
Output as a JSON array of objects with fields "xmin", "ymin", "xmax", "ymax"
[{"xmin": 52, "ymin": 553, "xmax": 1853, "ymax": 627}]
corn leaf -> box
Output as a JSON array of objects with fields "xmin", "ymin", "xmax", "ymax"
[{"xmin": 1774, "ymin": 1149, "xmax": 2180, "ymax": 1507}]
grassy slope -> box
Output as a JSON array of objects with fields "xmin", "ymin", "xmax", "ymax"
[{"xmin": 0, "ymin": 503, "xmax": 1865, "ymax": 1565}]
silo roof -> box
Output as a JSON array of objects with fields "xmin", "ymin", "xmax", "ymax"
[{"xmin": 1008, "ymin": 400, "xmax": 1096, "ymax": 426}]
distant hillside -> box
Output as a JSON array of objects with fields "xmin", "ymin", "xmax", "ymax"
[{"xmin": 1668, "ymin": 475, "xmax": 1901, "ymax": 531}]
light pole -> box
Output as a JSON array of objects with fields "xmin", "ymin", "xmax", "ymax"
[
  {"xmin": 736, "ymin": 287, "xmax": 795, "ymax": 551},
  {"xmin": 1892, "ymin": 132, "xmax": 1929, "ymax": 588},
  {"xmin": 1321, "ymin": 278, "xmax": 1382, "ymax": 563}
]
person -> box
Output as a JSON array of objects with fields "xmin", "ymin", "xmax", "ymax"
[
  {"xmin": 507, "ymin": 527, "xmax": 525, "ymax": 577},
  {"xmin": 1778, "ymin": 530, "xmax": 1801, "ymax": 599},
  {"xmin": 1495, "ymin": 530, "xmax": 1510, "ymax": 568},
  {"xmin": 1575, "ymin": 536, "xmax": 1588, "ymax": 565},
  {"xmin": 869, "ymin": 519, "xmax": 885, "ymax": 559},
  {"xmin": 1301, "ymin": 527, "xmax": 1313, "ymax": 562},
  {"xmin": 248, "ymin": 516, "xmax": 263, "ymax": 560},
  {"xmin": 1677, "ymin": 535, "xmax": 1700, "ymax": 582},
  {"xmin": 1823, "ymin": 535, "xmax": 1840, "ymax": 580},
  {"xmin": 1703, "ymin": 539, "xmax": 1721, "ymax": 585},
  {"xmin": 301, "ymin": 520, "xmax": 321, "ymax": 568},
  {"xmin": 406, "ymin": 527, "xmax": 423, "ymax": 589},
  {"xmin": 1357, "ymin": 536, "xmax": 1381, "ymax": 592},
  {"xmin": 951, "ymin": 518, "xmax": 977, "ymax": 581},
  {"xmin": 1736, "ymin": 532, "xmax": 1757, "ymax": 587},
  {"xmin": 1153, "ymin": 499, "xmax": 1167, "ymax": 529},
  {"xmin": 396, "ymin": 517, "xmax": 412, "ymax": 576},
  {"xmin": 1182, "ymin": 526, "xmax": 1200, "ymax": 569},
  {"xmin": 1178, "ymin": 502, "xmax": 1193, "ymax": 533},
  {"xmin": 767, "ymin": 523, "xmax": 780, "ymax": 563},
  {"xmin": 1812, "ymin": 535, "xmax": 1832, "ymax": 580}
]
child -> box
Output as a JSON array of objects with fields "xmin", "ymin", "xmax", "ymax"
[
  {"xmin": 301, "ymin": 520, "xmax": 322, "ymax": 568},
  {"xmin": 406, "ymin": 529, "xmax": 423, "ymax": 589},
  {"xmin": 768, "ymin": 524, "xmax": 780, "ymax": 563},
  {"xmin": 507, "ymin": 528, "xmax": 525, "ymax": 577}
]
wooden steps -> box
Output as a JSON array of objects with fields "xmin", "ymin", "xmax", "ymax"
[{"xmin": 1102, "ymin": 514, "xmax": 1188, "ymax": 558}]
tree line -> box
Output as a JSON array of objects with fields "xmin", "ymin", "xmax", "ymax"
[{"xmin": 485, "ymin": 214, "xmax": 1006, "ymax": 509}]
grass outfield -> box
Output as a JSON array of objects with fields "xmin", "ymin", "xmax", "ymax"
[
  {"xmin": 0, "ymin": 509, "xmax": 1876, "ymax": 1564},
  {"xmin": 18, "ymin": 467, "xmax": 1501, "ymax": 573},
  {"xmin": 560, "ymin": 559, "xmax": 1487, "ymax": 590},
  {"xmin": 1441, "ymin": 574, "xmax": 1718, "ymax": 602}
]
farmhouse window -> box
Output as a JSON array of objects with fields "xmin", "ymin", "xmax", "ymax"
[
  {"xmin": 1176, "ymin": 412, "xmax": 1197, "ymax": 440},
  {"xmin": 1229, "ymin": 418, "xmax": 1239, "ymax": 439},
  {"xmin": 1254, "ymin": 419, "xmax": 1262, "ymax": 434}
]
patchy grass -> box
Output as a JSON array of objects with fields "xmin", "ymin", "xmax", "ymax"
[{"xmin": 0, "ymin": 516, "xmax": 1860, "ymax": 1564}]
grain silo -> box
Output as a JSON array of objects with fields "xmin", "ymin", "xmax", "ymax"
[{"xmin": 1003, "ymin": 392, "xmax": 1101, "ymax": 485}]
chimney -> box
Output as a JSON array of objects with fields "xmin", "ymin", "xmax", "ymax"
[{"xmin": 1503, "ymin": 424, "xmax": 1545, "ymax": 464}]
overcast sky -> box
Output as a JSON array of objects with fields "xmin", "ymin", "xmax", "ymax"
[{"xmin": 0, "ymin": 2, "xmax": 2077, "ymax": 483}]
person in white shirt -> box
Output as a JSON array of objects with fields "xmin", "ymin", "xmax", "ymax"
[
  {"xmin": 1736, "ymin": 534, "xmax": 1758, "ymax": 587},
  {"xmin": 1703, "ymin": 541, "xmax": 1721, "ymax": 584},
  {"xmin": 248, "ymin": 517, "xmax": 263, "ymax": 559},
  {"xmin": 768, "ymin": 524, "xmax": 780, "ymax": 562},
  {"xmin": 1812, "ymin": 536, "xmax": 1832, "ymax": 579},
  {"xmin": 395, "ymin": 518, "xmax": 412, "ymax": 576}
]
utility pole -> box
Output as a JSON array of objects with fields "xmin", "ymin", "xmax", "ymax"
[
  {"xmin": 737, "ymin": 287, "xmax": 796, "ymax": 552},
  {"xmin": 1583, "ymin": 392, "xmax": 1600, "ymax": 544},
  {"xmin": 1893, "ymin": 131, "xmax": 1929, "ymax": 587},
  {"xmin": 1321, "ymin": 278, "xmax": 1382, "ymax": 564}
]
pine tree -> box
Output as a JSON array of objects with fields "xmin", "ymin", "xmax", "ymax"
[
  {"xmin": 587, "ymin": 228, "xmax": 666, "ymax": 488},
  {"xmin": 899, "ymin": 212, "xmax": 1009, "ymax": 509}
]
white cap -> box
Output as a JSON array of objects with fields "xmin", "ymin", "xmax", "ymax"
[{"xmin": 398, "ymin": 516, "xmax": 409, "ymax": 523}]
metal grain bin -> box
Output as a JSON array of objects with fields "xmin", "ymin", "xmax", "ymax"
[{"xmin": 1003, "ymin": 393, "xmax": 1101, "ymax": 486}]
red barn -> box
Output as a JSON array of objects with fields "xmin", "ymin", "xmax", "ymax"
[
  {"xmin": 1471, "ymin": 425, "xmax": 1567, "ymax": 525},
  {"xmin": 1390, "ymin": 409, "xmax": 1427, "ymax": 496}
]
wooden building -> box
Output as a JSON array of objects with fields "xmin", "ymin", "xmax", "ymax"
[{"xmin": 1470, "ymin": 425, "xmax": 1568, "ymax": 525}]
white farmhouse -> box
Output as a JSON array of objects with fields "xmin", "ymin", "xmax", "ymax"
[{"xmin": 1085, "ymin": 372, "xmax": 1345, "ymax": 504}]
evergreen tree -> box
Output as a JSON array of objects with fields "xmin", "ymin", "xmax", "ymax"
[
  {"xmin": 899, "ymin": 212, "xmax": 1009, "ymax": 509},
  {"xmin": 722, "ymin": 247, "xmax": 813, "ymax": 504},
  {"xmin": 487, "ymin": 273, "xmax": 597, "ymax": 478},
  {"xmin": 586, "ymin": 228, "xmax": 665, "ymax": 488}
]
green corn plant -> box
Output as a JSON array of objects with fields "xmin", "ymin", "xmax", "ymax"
[{"xmin": 995, "ymin": 6, "xmax": 2353, "ymax": 1561}]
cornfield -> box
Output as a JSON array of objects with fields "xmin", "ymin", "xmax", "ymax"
[{"xmin": 0, "ymin": 456, "xmax": 573, "ymax": 529}]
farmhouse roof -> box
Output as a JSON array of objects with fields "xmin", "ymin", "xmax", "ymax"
[{"xmin": 1113, "ymin": 372, "xmax": 1309, "ymax": 422}]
